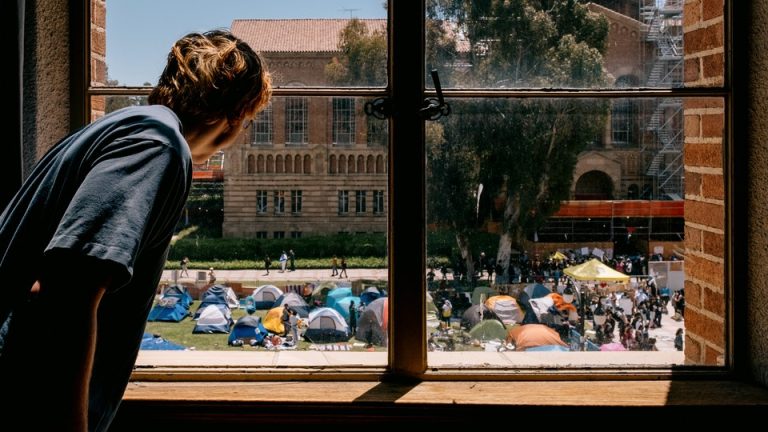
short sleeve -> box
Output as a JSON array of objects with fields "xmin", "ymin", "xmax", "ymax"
[{"xmin": 45, "ymin": 140, "xmax": 187, "ymax": 287}]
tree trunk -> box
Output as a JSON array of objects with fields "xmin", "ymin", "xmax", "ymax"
[
  {"xmin": 455, "ymin": 232, "xmax": 474, "ymax": 282},
  {"xmin": 496, "ymin": 232, "xmax": 513, "ymax": 284}
]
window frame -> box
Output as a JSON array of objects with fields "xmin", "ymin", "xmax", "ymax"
[
  {"xmin": 251, "ymin": 101, "xmax": 273, "ymax": 145},
  {"xmin": 332, "ymin": 97, "xmax": 356, "ymax": 145},
  {"xmin": 79, "ymin": 0, "xmax": 739, "ymax": 382},
  {"xmin": 285, "ymin": 96, "xmax": 308, "ymax": 146}
]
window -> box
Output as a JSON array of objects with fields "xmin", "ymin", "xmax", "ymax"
[
  {"xmin": 338, "ymin": 190, "xmax": 349, "ymax": 215},
  {"xmin": 355, "ymin": 190, "xmax": 366, "ymax": 214},
  {"xmin": 92, "ymin": 0, "xmax": 726, "ymax": 377},
  {"xmin": 255, "ymin": 231, "xmax": 267, "ymax": 239},
  {"xmin": 373, "ymin": 190, "xmax": 384, "ymax": 215},
  {"xmin": 290, "ymin": 231, "xmax": 302, "ymax": 239},
  {"xmin": 250, "ymin": 102, "xmax": 273, "ymax": 145},
  {"xmin": 256, "ymin": 190, "xmax": 268, "ymax": 214},
  {"xmin": 285, "ymin": 97, "xmax": 308, "ymax": 145},
  {"xmin": 273, "ymin": 231, "xmax": 285, "ymax": 239},
  {"xmin": 333, "ymin": 97, "xmax": 355, "ymax": 145},
  {"xmin": 291, "ymin": 190, "xmax": 302, "ymax": 214},
  {"xmin": 273, "ymin": 191, "xmax": 285, "ymax": 214}
]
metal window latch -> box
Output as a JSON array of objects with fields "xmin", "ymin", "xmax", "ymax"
[
  {"xmin": 364, "ymin": 97, "xmax": 393, "ymax": 120},
  {"xmin": 420, "ymin": 69, "xmax": 451, "ymax": 121}
]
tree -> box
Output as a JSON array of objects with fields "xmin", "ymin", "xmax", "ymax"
[
  {"xmin": 105, "ymin": 76, "xmax": 150, "ymax": 114},
  {"xmin": 426, "ymin": 0, "xmax": 610, "ymax": 281},
  {"xmin": 325, "ymin": 19, "xmax": 387, "ymax": 86}
]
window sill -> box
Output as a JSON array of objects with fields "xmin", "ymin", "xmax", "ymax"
[{"xmin": 115, "ymin": 379, "xmax": 768, "ymax": 427}]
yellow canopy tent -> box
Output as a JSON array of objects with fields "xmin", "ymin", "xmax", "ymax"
[
  {"xmin": 563, "ymin": 258, "xmax": 630, "ymax": 282},
  {"xmin": 550, "ymin": 251, "xmax": 568, "ymax": 261}
]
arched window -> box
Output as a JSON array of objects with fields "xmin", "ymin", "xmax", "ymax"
[
  {"xmin": 294, "ymin": 154, "xmax": 302, "ymax": 174},
  {"xmin": 304, "ymin": 155, "xmax": 312, "ymax": 174},
  {"xmin": 366, "ymin": 155, "xmax": 375, "ymax": 173},
  {"xmin": 339, "ymin": 155, "xmax": 347, "ymax": 174},
  {"xmin": 574, "ymin": 170, "xmax": 614, "ymax": 200},
  {"xmin": 348, "ymin": 155, "xmax": 355, "ymax": 173},
  {"xmin": 357, "ymin": 155, "xmax": 365, "ymax": 173},
  {"xmin": 329, "ymin": 155, "xmax": 337, "ymax": 174},
  {"xmin": 257, "ymin": 155, "xmax": 265, "ymax": 173},
  {"xmin": 247, "ymin": 154, "xmax": 255, "ymax": 174},
  {"xmin": 266, "ymin": 155, "xmax": 274, "ymax": 174},
  {"xmin": 376, "ymin": 155, "xmax": 384, "ymax": 173},
  {"xmin": 276, "ymin": 155, "xmax": 284, "ymax": 173},
  {"xmin": 285, "ymin": 155, "xmax": 293, "ymax": 173}
]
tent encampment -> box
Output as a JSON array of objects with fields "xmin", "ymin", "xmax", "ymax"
[
  {"xmin": 274, "ymin": 292, "xmax": 310, "ymax": 317},
  {"xmin": 147, "ymin": 297, "xmax": 189, "ymax": 322},
  {"xmin": 202, "ymin": 284, "xmax": 239, "ymax": 308},
  {"xmin": 304, "ymin": 307, "xmax": 350, "ymax": 343},
  {"xmin": 228, "ymin": 315, "xmax": 269, "ymax": 346},
  {"xmin": 192, "ymin": 304, "xmax": 233, "ymax": 334},
  {"xmin": 161, "ymin": 284, "xmax": 193, "ymax": 309},
  {"xmin": 193, "ymin": 291, "xmax": 229, "ymax": 320}
]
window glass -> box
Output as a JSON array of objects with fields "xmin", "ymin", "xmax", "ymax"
[{"xmin": 333, "ymin": 98, "xmax": 356, "ymax": 145}]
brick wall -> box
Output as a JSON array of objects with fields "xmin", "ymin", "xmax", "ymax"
[
  {"xmin": 90, "ymin": 0, "xmax": 107, "ymax": 120},
  {"xmin": 682, "ymin": 0, "xmax": 725, "ymax": 365}
]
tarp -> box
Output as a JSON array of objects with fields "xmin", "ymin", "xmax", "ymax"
[
  {"xmin": 564, "ymin": 259, "xmax": 630, "ymax": 282},
  {"xmin": 468, "ymin": 319, "xmax": 507, "ymax": 342},
  {"xmin": 192, "ymin": 304, "xmax": 232, "ymax": 334},
  {"xmin": 203, "ymin": 284, "xmax": 239, "ymax": 308},
  {"xmin": 147, "ymin": 297, "xmax": 189, "ymax": 322},
  {"xmin": 484, "ymin": 295, "xmax": 524, "ymax": 324},
  {"xmin": 508, "ymin": 324, "xmax": 568, "ymax": 351},
  {"xmin": 356, "ymin": 297, "xmax": 388, "ymax": 346},
  {"xmin": 304, "ymin": 307, "xmax": 350, "ymax": 343},
  {"xmin": 139, "ymin": 333, "xmax": 186, "ymax": 351},
  {"xmin": 274, "ymin": 292, "xmax": 310, "ymax": 317},
  {"xmin": 251, "ymin": 284, "xmax": 283, "ymax": 309},
  {"xmin": 228, "ymin": 315, "xmax": 269, "ymax": 345}
]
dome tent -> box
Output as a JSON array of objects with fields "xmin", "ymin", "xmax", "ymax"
[
  {"xmin": 251, "ymin": 285, "xmax": 283, "ymax": 310},
  {"xmin": 356, "ymin": 297, "xmax": 388, "ymax": 346},
  {"xmin": 304, "ymin": 308, "xmax": 350, "ymax": 343},
  {"xmin": 202, "ymin": 284, "xmax": 239, "ymax": 308},
  {"xmin": 274, "ymin": 292, "xmax": 310, "ymax": 317},
  {"xmin": 161, "ymin": 284, "xmax": 193, "ymax": 309},
  {"xmin": 228, "ymin": 315, "xmax": 269, "ymax": 346},
  {"xmin": 147, "ymin": 297, "xmax": 189, "ymax": 322},
  {"xmin": 192, "ymin": 304, "xmax": 233, "ymax": 334}
]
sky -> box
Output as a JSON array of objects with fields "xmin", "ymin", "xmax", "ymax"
[{"xmin": 107, "ymin": 0, "xmax": 387, "ymax": 86}]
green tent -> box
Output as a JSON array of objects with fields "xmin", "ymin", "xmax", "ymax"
[
  {"xmin": 468, "ymin": 319, "xmax": 507, "ymax": 342},
  {"xmin": 471, "ymin": 286, "xmax": 497, "ymax": 305}
]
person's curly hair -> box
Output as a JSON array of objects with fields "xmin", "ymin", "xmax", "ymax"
[{"xmin": 149, "ymin": 30, "xmax": 271, "ymax": 126}]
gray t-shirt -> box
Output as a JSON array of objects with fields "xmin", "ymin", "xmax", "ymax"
[{"xmin": 0, "ymin": 104, "xmax": 191, "ymax": 431}]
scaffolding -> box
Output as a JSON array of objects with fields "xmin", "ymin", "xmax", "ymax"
[{"xmin": 640, "ymin": 0, "xmax": 684, "ymax": 200}]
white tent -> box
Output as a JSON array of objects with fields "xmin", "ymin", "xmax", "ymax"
[{"xmin": 192, "ymin": 304, "xmax": 233, "ymax": 333}]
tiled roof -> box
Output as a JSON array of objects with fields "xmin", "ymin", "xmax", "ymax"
[{"xmin": 231, "ymin": 19, "xmax": 386, "ymax": 53}]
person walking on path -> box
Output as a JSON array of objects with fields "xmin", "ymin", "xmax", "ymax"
[
  {"xmin": 179, "ymin": 257, "xmax": 190, "ymax": 278},
  {"xmin": 263, "ymin": 254, "xmax": 271, "ymax": 275},
  {"xmin": 289, "ymin": 249, "xmax": 296, "ymax": 272},
  {"xmin": 339, "ymin": 256, "xmax": 348, "ymax": 278},
  {"xmin": 349, "ymin": 300, "xmax": 358, "ymax": 335},
  {"xmin": 0, "ymin": 29, "xmax": 271, "ymax": 431},
  {"xmin": 279, "ymin": 251, "xmax": 288, "ymax": 273},
  {"xmin": 331, "ymin": 255, "xmax": 339, "ymax": 277}
]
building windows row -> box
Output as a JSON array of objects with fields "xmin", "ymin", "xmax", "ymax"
[
  {"xmin": 339, "ymin": 190, "xmax": 386, "ymax": 215},
  {"xmin": 254, "ymin": 231, "xmax": 300, "ymax": 239},
  {"xmin": 256, "ymin": 190, "xmax": 303, "ymax": 215},
  {"xmin": 328, "ymin": 154, "xmax": 386, "ymax": 174},
  {"xmin": 246, "ymin": 154, "xmax": 312, "ymax": 174}
]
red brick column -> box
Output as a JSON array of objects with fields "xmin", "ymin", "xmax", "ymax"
[
  {"xmin": 683, "ymin": 0, "xmax": 725, "ymax": 365},
  {"xmin": 90, "ymin": 0, "xmax": 107, "ymax": 121}
]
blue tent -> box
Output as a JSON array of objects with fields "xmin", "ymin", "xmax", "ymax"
[
  {"xmin": 202, "ymin": 284, "xmax": 239, "ymax": 308},
  {"xmin": 326, "ymin": 287, "xmax": 352, "ymax": 308},
  {"xmin": 192, "ymin": 304, "xmax": 233, "ymax": 334},
  {"xmin": 193, "ymin": 292, "xmax": 230, "ymax": 319},
  {"xmin": 331, "ymin": 295, "xmax": 361, "ymax": 320},
  {"xmin": 161, "ymin": 284, "xmax": 193, "ymax": 309},
  {"xmin": 360, "ymin": 286, "xmax": 383, "ymax": 306},
  {"xmin": 139, "ymin": 333, "xmax": 186, "ymax": 351},
  {"xmin": 523, "ymin": 283, "xmax": 552, "ymax": 299},
  {"xmin": 147, "ymin": 297, "xmax": 189, "ymax": 322},
  {"xmin": 228, "ymin": 315, "xmax": 269, "ymax": 345}
]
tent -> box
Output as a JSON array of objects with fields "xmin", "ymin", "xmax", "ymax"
[
  {"xmin": 202, "ymin": 284, "xmax": 239, "ymax": 308},
  {"xmin": 161, "ymin": 284, "xmax": 193, "ymax": 309},
  {"xmin": 193, "ymin": 291, "xmax": 229, "ymax": 320},
  {"xmin": 192, "ymin": 304, "xmax": 232, "ymax": 333},
  {"xmin": 523, "ymin": 283, "xmax": 551, "ymax": 299},
  {"xmin": 331, "ymin": 295, "xmax": 361, "ymax": 321},
  {"xmin": 139, "ymin": 333, "xmax": 186, "ymax": 351},
  {"xmin": 564, "ymin": 259, "xmax": 630, "ymax": 282},
  {"xmin": 251, "ymin": 284, "xmax": 283, "ymax": 309},
  {"xmin": 550, "ymin": 251, "xmax": 568, "ymax": 261},
  {"xmin": 507, "ymin": 324, "xmax": 568, "ymax": 351},
  {"xmin": 274, "ymin": 292, "xmax": 310, "ymax": 317},
  {"xmin": 147, "ymin": 297, "xmax": 189, "ymax": 322},
  {"xmin": 461, "ymin": 304, "xmax": 501, "ymax": 329},
  {"xmin": 310, "ymin": 282, "xmax": 336, "ymax": 306},
  {"xmin": 228, "ymin": 315, "xmax": 269, "ymax": 346},
  {"xmin": 263, "ymin": 306, "xmax": 287, "ymax": 335},
  {"xmin": 304, "ymin": 307, "xmax": 350, "ymax": 343},
  {"xmin": 356, "ymin": 297, "xmax": 388, "ymax": 346},
  {"xmin": 326, "ymin": 287, "xmax": 353, "ymax": 308},
  {"xmin": 484, "ymin": 295, "xmax": 524, "ymax": 325},
  {"xmin": 471, "ymin": 286, "xmax": 497, "ymax": 305},
  {"xmin": 360, "ymin": 286, "xmax": 383, "ymax": 305},
  {"xmin": 468, "ymin": 320, "xmax": 508, "ymax": 342}
]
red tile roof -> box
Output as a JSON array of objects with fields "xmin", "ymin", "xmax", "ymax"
[{"xmin": 231, "ymin": 19, "xmax": 386, "ymax": 53}]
